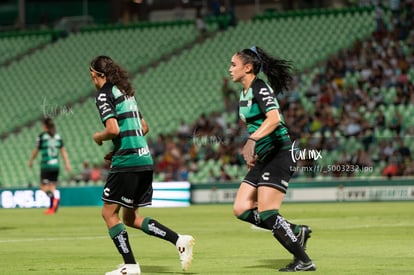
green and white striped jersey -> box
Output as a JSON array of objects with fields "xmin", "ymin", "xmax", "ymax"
[
  {"xmin": 239, "ymin": 78, "xmax": 291, "ymax": 160},
  {"xmin": 95, "ymin": 83, "xmax": 153, "ymax": 172},
  {"xmin": 36, "ymin": 132, "xmax": 63, "ymax": 171}
]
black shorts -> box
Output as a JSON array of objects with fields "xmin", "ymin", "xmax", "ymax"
[
  {"xmin": 40, "ymin": 169, "xmax": 59, "ymax": 185},
  {"xmin": 102, "ymin": 170, "xmax": 154, "ymax": 208},
  {"xmin": 243, "ymin": 149, "xmax": 295, "ymax": 194}
]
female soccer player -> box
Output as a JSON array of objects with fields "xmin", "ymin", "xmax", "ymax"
[
  {"xmin": 230, "ymin": 46, "xmax": 316, "ymax": 272},
  {"xmin": 89, "ymin": 55, "xmax": 194, "ymax": 275},
  {"xmin": 28, "ymin": 117, "xmax": 71, "ymax": 214}
]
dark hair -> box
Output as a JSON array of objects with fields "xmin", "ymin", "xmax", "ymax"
[
  {"xmin": 90, "ymin": 55, "xmax": 134, "ymax": 96},
  {"xmin": 236, "ymin": 46, "xmax": 293, "ymax": 95},
  {"xmin": 42, "ymin": 117, "xmax": 56, "ymax": 137}
]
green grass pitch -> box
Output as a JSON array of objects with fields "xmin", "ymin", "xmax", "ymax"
[{"xmin": 0, "ymin": 202, "xmax": 413, "ymax": 274}]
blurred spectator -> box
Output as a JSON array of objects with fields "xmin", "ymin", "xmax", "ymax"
[
  {"xmin": 379, "ymin": 140, "xmax": 396, "ymax": 161},
  {"xmin": 195, "ymin": 10, "xmax": 207, "ymax": 38},
  {"xmin": 396, "ymin": 138, "xmax": 411, "ymax": 161},
  {"xmin": 388, "ymin": 109, "xmax": 402, "ymax": 134},
  {"xmin": 217, "ymin": 167, "xmax": 232, "ymax": 182},
  {"xmin": 177, "ymin": 160, "xmax": 190, "ymax": 181},
  {"xmin": 156, "ymin": 136, "xmax": 181, "ymax": 175},
  {"xmin": 80, "ymin": 161, "xmax": 92, "ymax": 182},
  {"xmin": 207, "ymin": 169, "xmax": 218, "ymax": 182},
  {"xmin": 373, "ymin": 109, "xmax": 386, "ymax": 129},
  {"xmin": 90, "ymin": 164, "xmax": 102, "ymax": 182},
  {"xmin": 177, "ymin": 120, "xmax": 191, "ymax": 139},
  {"xmin": 382, "ymin": 160, "xmax": 400, "ymax": 178}
]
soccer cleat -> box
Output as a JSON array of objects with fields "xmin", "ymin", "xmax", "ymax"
[
  {"xmin": 176, "ymin": 234, "xmax": 195, "ymax": 271},
  {"xmin": 51, "ymin": 198, "xmax": 60, "ymax": 213},
  {"xmin": 296, "ymin": 225, "xmax": 312, "ymax": 251},
  {"xmin": 105, "ymin": 263, "xmax": 140, "ymax": 275},
  {"xmin": 279, "ymin": 260, "xmax": 316, "ymax": 272},
  {"xmin": 44, "ymin": 208, "xmax": 55, "ymax": 215}
]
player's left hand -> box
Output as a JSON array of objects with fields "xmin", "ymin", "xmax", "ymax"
[
  {"xmin": 104, "ymin": 151, "xmax": 113, "ymax": 165},
  {"xmin": 242, "ymin": 139, "xmax": 257, "ymax": 167}
]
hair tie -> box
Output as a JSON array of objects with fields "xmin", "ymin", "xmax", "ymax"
[
  {"xmin": 89, "ymin": 66, "xmax": 105, "ymax": 76},
  {"xmin": 250, "ymin": 46, "xmax": 263, "ymax": 72}
]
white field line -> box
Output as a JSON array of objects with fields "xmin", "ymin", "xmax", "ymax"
[{"xmin": 0, "ymin": 235, "xmax": 111, "ymax": 244}]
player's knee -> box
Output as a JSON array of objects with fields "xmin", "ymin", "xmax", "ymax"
[{"xmin": 233, "ymin": 203, "xmax": 247, "ymax": 218}]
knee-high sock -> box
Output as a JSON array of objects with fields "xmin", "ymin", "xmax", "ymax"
[
  {"xmin": 237, "ymin": 207, "xmax": 267, "ymax": 229},
  {"xmin": 109, "ymin": 223, "xmax": 136, "ymax": 264},
  {"xmin": 141, "ymin": 217, "xmax": 179, "ymax": 245},
  {"xmin": 259, "ymin": 210, "xmax": 311, "ymax": 263},
  {"xmin": 237, "ymin": 208, "xmax": 300, "ymax": 233}
]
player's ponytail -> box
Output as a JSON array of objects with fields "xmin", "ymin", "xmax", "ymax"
[
  {"xmin": 237, "ymin": 46, "xmax": 293, "ymax": 95},
  {"xmin": 90, "ymin": 56, "xmax": 135, "ymax": 96}
]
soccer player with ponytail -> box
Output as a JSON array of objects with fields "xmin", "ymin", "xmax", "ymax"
[
  {"xmin": 89, "ymin": 56, "xmax": 194, "ymax": 275},
  {"xmin": 230, "ymin": 46, "xmax": 316, "ymax": 272}
]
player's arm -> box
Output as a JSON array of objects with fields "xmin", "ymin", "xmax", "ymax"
[
  {"xmin": 249, "ymin": 82, "xmax": 280, "ymax": 141},
  {"xmin": 93, "ymin": 118, "xmax": 120, "ymax": 146},
  {"xmin": 28, "ymin": 149, "xmax": 39, "ymax": 168},
  {"xmin": 249, "ymin": 109, "xmax": 280, "ymax": 141},
  {"xmin": 141, "ymin": 118, "xmax": 149, "ymax": 135},
  {"xmin": 60, "ymin": 147, "xmax": 71, "ymax": 172},
  {"xmin": 138, "ymin": 111, "xmax": 149, "ymax": 135},
  {"xmin": 242, "ymin": 110, "xmax": 280, "ymax": 167}
]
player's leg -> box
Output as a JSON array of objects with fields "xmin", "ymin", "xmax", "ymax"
[
  {"xmin": 101, "ymin": 173, "xmax": 140, "ymax": 275},
  {"xmin": 257, "ymin": 187, "xmax": 315, "ymax": 271},
  {"xmin": 233, "ymin": 182, "xmax": 266, "ymax": 228},
  {"xmin": 40, "ymin": 170, "xmax": 53, "ymax": 211},
  {"xmin": 48, "ymin": 182, "xmax": 60, "ymax": 213},
  {"xmin": 233, "ymin": 165, "xmax": 268, "ymax": 229},
  {"xmin": 121, "ymin": 171, "xmax": 194, "ymax": 271},
  {"xmin": 103, "ymin": 202, "xmax": 140, "ymax": 275}
]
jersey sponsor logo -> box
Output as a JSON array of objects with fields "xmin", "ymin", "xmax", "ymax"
[
  {"xmin": 115, "ymin": 233, "xmax": 130, "ymax": 253},
  {"xmin": 103, "ymin": 188, "xmax": 110, "ymax": 197},
  {"xmin": 258, "ymin": 88, "xmax": 275, "ymax": 106},
  {"xmin": 258, "ymin": 88, "xmax": 270, "ymax": 96},
  {"xmin": 121, "ymin": 196, "xmax": 133, "ymax": 204},
  {"xmin": 148, "ymin": 222, "xmax": 167, "ymax": 237},
  {"xmin": 137, "ymin": 146, "xmax": 150, "ymax": 156},
  {"xmin": 100, "ymin": 108, "xmax": 111, "ymax": 115},
  {"xmin": 276, "ymin": 216, "xmax": 297, "ymax": 242},
  {"xmin": 261, "ymin": 172, "xmax": 270, "ymax": 181},
  {"xmin": 97, "ymin": 94, "xmax": 107, "ymax": 102},
  {"xmin": 99, "ymin": 102, "xmax": 110, "ymax": 110}
]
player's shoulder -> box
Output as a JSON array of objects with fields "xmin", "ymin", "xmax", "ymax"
[
  {"xmin": 252, "ymin": 78, "xmax": 269, "ymax": 90},
  {"xmin": 95, "ymin": 85, "xmax": 115, "ymax": 106},
  {"xmin": 251, "ymin": 78, "xmax": 271, "ymax": 95}
]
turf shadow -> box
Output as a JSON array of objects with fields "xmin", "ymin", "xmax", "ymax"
[
  {"xmin": 141, "ymin": 265, "xmax": 197, "ymax": 274},
  {"xmin": 245, "ymin": 258, "xmax": 292, "ymax": 271}
]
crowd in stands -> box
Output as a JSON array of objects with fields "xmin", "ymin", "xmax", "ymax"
[
  {"xmin": 75, "ymin": 2, "xmax": 414, "ymax": 183},
  {"xmin": 147, "ymin": 2, "xmax": 414, "ymax": 181}
]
